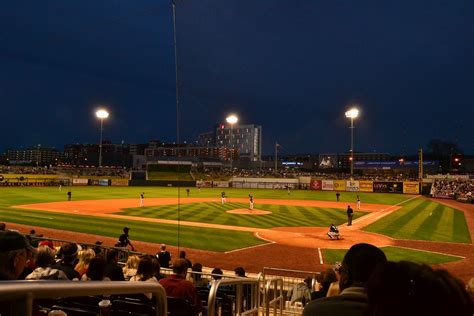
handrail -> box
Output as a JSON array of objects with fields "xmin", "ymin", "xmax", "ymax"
[
  {"xmin": 208, "ymin": 278, "xmax": 259, "ymax": 316},
  {"xmin": 0, "ymin": 281, "xmax": 167, "ymax": 316},
  {"xmin": 264, "ymin": 277, "xmax": 284, "ymax": 316}
]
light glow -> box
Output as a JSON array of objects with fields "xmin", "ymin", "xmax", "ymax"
[
  {"xmin": 345, "ymin": 108, "xmax": 359, "ymax": 119},
  {"xmin": 226, "ymin": 114, "xmax": 238, "ymax": 125},
  {"xmin": 96, "ymin": 109, "xmax": 109, "ymax": 119}
]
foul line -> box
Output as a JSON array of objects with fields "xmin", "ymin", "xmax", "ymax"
[
  {"xmin": 224, "ymin": 232, "xmax": 275, "ymax": 254},
  {"xmin": 388, "ymin": 245, "xmax": 466, "ymax": 259},
  {"xmin": 318, "ymin": 247, "xmax": 323, "ymax": 264},
  {"xmin": 352, "ymin": 195, "xmax": 421, "ymax": 225}
]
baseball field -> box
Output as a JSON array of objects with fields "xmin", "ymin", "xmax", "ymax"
[{"xmin": 1, "ymin": 186, "xmax": 472, "ymax": 281}]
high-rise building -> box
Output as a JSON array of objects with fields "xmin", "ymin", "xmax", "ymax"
[
  {"xmin": 6, "ymin": 146, "xmax": 61, "ymax": 165},
  {"xmin": 199, "ymin": 124, "xmax": 262, "ymax": 161}
]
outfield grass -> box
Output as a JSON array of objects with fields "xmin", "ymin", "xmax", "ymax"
[
  {"xmin": 363, "ymin": 198, "xmax": 472, "ymax": 244},
  {"xmin": 119, "ymin": 202, "xmax": 366, "ymax": 228},
  {"xmin": 0, "ymin": 187, "xmax": 470, "ymax": 250},
  {"xmin": 323, "ymin": 246, "xmax": 463, "ymax": 265},
  {"xmin": 0, "ymin": 186, "xmax": 412, "ymax": 204},
  {"xmin": 0, "ymin": 208, "xmax": 265, "ymax": 252}
]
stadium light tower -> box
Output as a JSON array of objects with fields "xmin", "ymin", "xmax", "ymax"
[
  {"xmin": 345, "ymin": 108, "xmax": 359, "ymax": 179},
  {"xmin": 96, "ymin": 109, "xmax": 109, "ymax": 168},
  {"xmin": 226, "ymin": 114, "xmax": 238, "ymax": 171}
]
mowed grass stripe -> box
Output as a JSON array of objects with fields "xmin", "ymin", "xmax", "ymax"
[
  {"xmin": 364, "ymin": 199, "xmax": 471, "ymax": 243},
  {"xmin": 119, "ymin": 202, "xmax": 368, "ymax": 228},
  {"xmin": 0, "ymin": 209, "xmax": 265, "ymax": 252}
]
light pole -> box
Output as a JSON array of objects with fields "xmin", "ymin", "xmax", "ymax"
[
  {"xmin": 95, "ymin": 109, "xmax": 109, "ymax": 168},
  {"xmin": 345, "ymin": 108, "xmax": 359, "ymax": 179},
  {"xmin": 226, "ymin": 114, "xmax": 238, "ymax": 171}
]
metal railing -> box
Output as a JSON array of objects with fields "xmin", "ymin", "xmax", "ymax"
[
  {"xmin": 263, "ymin": 277, "xmax": 284, "ymax": 316},
  {"xmin": 0, "ymin": 281, "xmax": 167, "ymax": 316},
  {"xmin": 207, "ymin": 278, "xmax": 260, "ymax": 316}
]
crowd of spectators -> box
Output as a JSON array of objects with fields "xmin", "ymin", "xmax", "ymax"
[
  {"xmin": 0, "ymin": 225, "xmax": 473, "ymax": 315},
  {"xmin": 0, "ymin": 165, "xmax": 129, "ymax": 178},
  {"xmin": 431, "ymin": 179, "xmax": 474, "ymax": 201},
  {"xmin": 193, "ymin": 167, "xmax": 421, "ymax": 181}
]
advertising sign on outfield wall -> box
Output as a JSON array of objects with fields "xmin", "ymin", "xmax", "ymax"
[
  {"xmin": 98, "ymin": 179, "xmax": 109, "ymax": 186},
  {"xmin": 72, "ymin": 178, "xmax": 88, "ymax": 186},
  {"xmin": 403, "ymin": 181, "xmax": 420, "ymax": 194},
  {"xmin": 333, "ymin": 180, "xmax": 346, "ymax": 191},
  {"xmin": 111, "ymin": 179, "xmax": 129, "ymax": 186},
  {"xmin": 359, "ymin": 180, "xmax": 374, "ymax": 192},
  {"xmin": 322, "ymin": 180, "xmax": 334, "ymax": 190},
  {"xmin": 346, "ymin": 180, "xmax": 360, "ymax": 192},
  {"xmin": 373, "ymin": 182, "xmax": 403, "ymax": 193},
  {"xmin": 310, "ymin": 180, "xmax": 322, "ymax": 190}
]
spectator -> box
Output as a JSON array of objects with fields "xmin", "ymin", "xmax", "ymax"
[
  {"xmin": 130, "ymin": 257, "xmax": 157, "ymax": 282},
  {"xmin": 81, "ymin": 256, "xmax": 109, "ymax": 281},
  {"xmin": 190, "ymin": 263, "xmax": 209, "ymax": 287},
  {"xmin": 179, "ymin": 250, "xmax": 192, "ymax": 269},
  {"xmin": 151, "ymin": 256, "xmax": 165, "ymax": 281},
  {"xmin": 303, "ymin": 243, "xmax": 387, "ymax": 316},
  {"xmin": 234, "ymin": 266, "xmax": 246, "ymax": 277},
  {"xmin": 159, "ymin": 259, "xmax": 201, "ymax": 314},
  {"xmin": 367, "ymin": 261, "xmax": 473, "ymax": 316},
  {"xmin": 104, "ymin": 249, "xmax": 125, "ymax": 281},
  {"xmin": 52, "ymin": 243, "xmax": 80, "ymax": 280},
  {"xmin": 326, "ymin": 282, "xmax": 340, "ymax": 297},
  {"xmin": 123, "ymin": 255, "xmax": 140, "ymax": 280},
  {"xmin": 156, "ymin": 244, "xmax": 171, "ymax": 269},
  {"xmin": 75, "ymin": 248, "xmax": 96, "ymax": 278},
  {"xmin": 0, "ymin": 230, "xmax": 35, "ymax": 280},
  {"xmin": 287, "ymin": 276, "xmax": 312, "ymax": 306},
  {"xmin": 93, "ymin": 240, "xmax": 104, "ymax": 255},
  {"xmin": 311, "ymin": 269, "xmax": 337, "ymax": 300},
  {"xmin": 129, "ymin": 257, "xmax": 159, "ymax": 299},
  {"xmin": 0, "ymin": 223, "xmax": 5, "ymax": 231},
  {"xmin": 26, "ymin": 246, "xmax": 68, "ymax": 280}
]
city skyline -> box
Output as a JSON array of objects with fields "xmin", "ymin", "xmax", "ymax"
[{"xmin": 1, "ymin": 1, "xmax": 473, "ymax": 155}]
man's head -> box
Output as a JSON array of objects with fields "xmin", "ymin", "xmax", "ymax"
[
  {"xmin": 172, "ymin": 259, "xmax": 189, "ymax": 276},
  {"xmin": 58, "ymin": 243, "xmax": 78, "ymax": 265},
  {"xmin": 179, "ymin": 250, "xmax": 186, "ymax": 258},
  {"xmin": 106, "ymin": 249, "xmax": 119, "ymax": 263},
  {"xmin": 339, "ymin": 243, "xmax": 387, "ymax": 291},
  {"xmin": 123, "ymin": 227, "xmax": 129, "ymax": 233},
  {"xmin": 0, "ymin": 231, "xmax": 35, "ymax": 279},
  {"xmin": 234, "ymin": 267, "xmax": 246, "ymax": 277},
  {"xmin": 211, "ymin": 267, "xmax": 223, "ymax": 280},
  {"xmin": 160, "ymin": 244, "xmax": 166, "ymax": 251}
]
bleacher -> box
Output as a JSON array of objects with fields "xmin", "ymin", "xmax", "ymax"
[{"xmin": 0, "ymin": 234, "xmax": 324, "ymax": 316}]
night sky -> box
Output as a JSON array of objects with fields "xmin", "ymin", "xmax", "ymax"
[{"xmin": 1, "ymin": 1, "xmax": 473, "ymax": 155}]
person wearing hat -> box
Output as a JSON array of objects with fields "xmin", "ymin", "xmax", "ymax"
[
  {"xmin": 0, "ymin": 230, "xmax": 35, "ymax": 280},
  {"xmin": 51, "ymin": 242, "xmax": 80, "ymax": 280},
  {"xmin": 116, "ymin": 227, "xmax": 135, "ymax": 251}
]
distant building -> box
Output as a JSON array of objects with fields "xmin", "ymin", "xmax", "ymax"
[
  {"xmin": 144, "ymin": 142, "xmax": 236, "ymax": 161},
  {"xmin": 63, "ymin": 141, "xmax": 130, "ymax": 167},
  {"xmin": 6, "ymin": 146, "xmax": 61, "ymax": 165},
  {"xmin": 199, "ymin": 123, "xmax": 262, "ymax": 162},
  {"xmin": 318, "ymin": 152, "xmax": 390, "ymax": 170}
]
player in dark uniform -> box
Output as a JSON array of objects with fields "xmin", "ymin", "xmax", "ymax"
[
  {"xmin": 347, "ymin": 205, "xmax": 354, "ymax": 226},
  {"xmin": 116, "ymin": 227, "xmax": 135, "ymax": 251}
]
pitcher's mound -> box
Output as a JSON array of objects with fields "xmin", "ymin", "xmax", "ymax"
[{"xmin": 226, "ymin": 209, "xmax": 272, "ymax": 215}]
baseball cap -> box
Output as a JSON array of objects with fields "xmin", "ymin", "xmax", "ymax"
[
  {"xmin": 0, "ymin": 231, "xmax": 35, "ymax": 253},
  {"xmin": 38, "ymin": 240, "xmax": 55, "ymax": 249}
]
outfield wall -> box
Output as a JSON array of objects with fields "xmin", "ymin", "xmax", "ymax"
[{"xmin": 310, "ymin": 179, "xmax": 420, "ymax": 194}]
